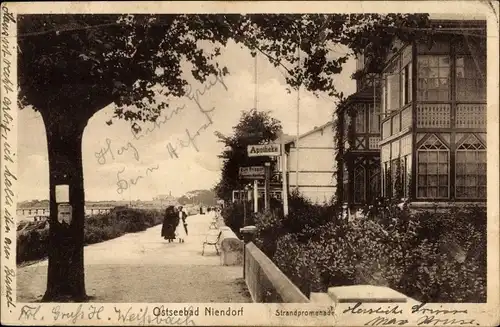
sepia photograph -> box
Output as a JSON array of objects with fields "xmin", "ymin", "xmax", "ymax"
[{"xmin": 1, "ymin": 1, "xmax": 499, "ymax": 326}]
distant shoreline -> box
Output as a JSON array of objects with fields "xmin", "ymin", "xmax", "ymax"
[{"xmin": 15, "ymin": 201, "xmax": 214, "ymax": 210}]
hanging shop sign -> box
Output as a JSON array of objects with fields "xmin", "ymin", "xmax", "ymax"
[
  {"xmin": 247, "ymin": 144, "xmax": 281, "ymax": 157},
  {"xmin": 239, "ymin": 166, "xmax": 265, "ymax": 179}
]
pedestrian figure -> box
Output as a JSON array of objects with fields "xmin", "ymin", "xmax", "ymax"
[
  {"xmin": 181, "ymin": 207, "xmax": 188, "ymax": 236},
  {"xmin": 162, "ymin": 206, "xmax": 177, "ymax": 242},
  {"xmin": 175, "ymin": 206, "xmax": 188, "ymax": 243}
]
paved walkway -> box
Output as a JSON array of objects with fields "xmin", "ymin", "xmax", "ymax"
[{"xmin": 17, "ymin": 213, "xmax": 251, "ymax": 303}]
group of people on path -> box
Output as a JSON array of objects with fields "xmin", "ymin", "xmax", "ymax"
[{"xmin": 161, "ymin": 205, "xmax": 188, "ymax": 243}]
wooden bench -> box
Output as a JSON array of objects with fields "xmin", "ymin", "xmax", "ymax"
[{"xmin": 202, "ymin": 231, "xmax": 222, "ymax": 255}]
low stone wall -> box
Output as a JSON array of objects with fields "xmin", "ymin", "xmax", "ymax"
[
  {"xmin": 219, "ymin": 228, "xmax": 244, "ymax": 266},
  {"xmin": 310, "ymin": 285, "xmax": 417, "ymax": 304},
  {"xmin": 244, "ymin": 242, "xmax": 309, "ymax": 303}
]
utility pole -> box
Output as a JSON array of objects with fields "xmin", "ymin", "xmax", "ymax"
[
  {"xmin": 280, "ymin": 135, "xmax": 289, "ymax": 216},
  {"xmin": 243, "ymin": 189, "xmax": 247, "ymax": 226},
  {"xmin": 264, "ymin": 162, "xmax": 271, "ymax": 211},
  {"xmin": 295, "ymin": 34, "xmax": 301, "ymax": 191},
  {"xmin": 253, "ymin": 179, "xmax": 258, "ymax": 213}
]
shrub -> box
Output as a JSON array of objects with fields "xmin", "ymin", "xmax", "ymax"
[
  {"xmin": 273, "ymin": 233, "xmax": 321, "ymax": 295},
  {"xmin": 17, "ymin": 226, "xmax": 49, "ymax": 264},
  {"xmin": 221, "ymin": 202, "xmax": 246, "ymax": 237},
  {"xmin": 253, "ymin": 191, "xmax": 337, "ymax": 258},
  {"xmin": 283, "ymin": 190, "xmax": 336, "ymax": 236},
  {"xmin": 402, "ymin": 205, "xmax": 487, "ymax": 302},
  {"xmin": 401, "ymin": 240, "xmax": 486, "ymax": 302},
  {"xmin": 253, "ymin": 210, "xmax": 283, "ymax": 258},
  {"xmin": 270, "ymin": 201, "xmax": 487, "ymax": 303}
]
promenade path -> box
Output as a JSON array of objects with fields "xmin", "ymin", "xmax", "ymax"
[{"xmin": 17, "ymin": 213, "xmax": 251, "ymax": 303}]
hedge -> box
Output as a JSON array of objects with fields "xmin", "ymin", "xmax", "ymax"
[
  {"xmin": 17, "ymin": 207, "xmax": 164, "ymax": 264},
  {"xmin": 253, "ymin": 193, "xmax": 486, "ymax": 303}
]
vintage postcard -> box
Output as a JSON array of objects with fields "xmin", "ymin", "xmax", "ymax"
[{"xmin": 1, "ymin": 1, "xmax": 499, "ymax": 326}]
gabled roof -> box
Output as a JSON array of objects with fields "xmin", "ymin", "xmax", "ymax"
[
  {"xmin": 275, "ymin": 132, "xmax": 295, "ymax": 144},
  {"xmin": 358, "ymin": 17, "xmax": 486, "ymax": 75},
  {"xmin": 285, "ymin": 121, "xmax": 334, "ymax": 145}
]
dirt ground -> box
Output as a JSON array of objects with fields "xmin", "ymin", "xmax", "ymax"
[{"xmin": 17, "ymin": 214, "xmax": 251, "ymax": 303}]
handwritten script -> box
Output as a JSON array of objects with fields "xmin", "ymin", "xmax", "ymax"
[
  {"xmin": 165, "ymin": 71, "xmax": 227, "ymax": 158},
  {"xmin": 95, "ymin": 138, "xmax": 139, "ymax": 165},
  {"xmin": 113, "ymin": 305, "xmax": 196, "ymax": 326},
  {"xmin": 1, "ymin": 4, "xmax": 17, "ymax": 310},
  {"xmin": 341, "ymin": 302, "xmax": 478, "ymax": 326},
  {"xmin": 131, "ymin": 103, "xmax": 186, "ymax": 140},
  {"xmin": 116, "ymin": 164, "xmax": 160, "ymax": 194},
  {"xmin": 95, "ymin": 70, "xmax": 228, "ymax": 194},
  {"xmin": 18, "ymin": 304, "xmax": 105, "ymax": 324},
  {"xmin": 412, "ymin": 303, "xmax": 475, "ymax": 326},
  {"xmin": 16, "ymin": 304, "xmax": 198, "ymax": 325}
]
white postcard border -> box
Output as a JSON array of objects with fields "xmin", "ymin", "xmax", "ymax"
[{"xmin": 1, "ymin": 1, "xmax": 499, "ymax": 326}]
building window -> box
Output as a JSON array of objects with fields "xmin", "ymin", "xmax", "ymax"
[
  {"xmin": 417, "ymin": 56, "xmax": 450, "ymax": 101},
  {"xmin": 367, "ymin": 163, "xmax": 380, "ymax": 202},
  {"xmin": 389, "ymin": 158, "xmax": 407, "ymax": 198},
  {"xmin": 342, "ymin": 161, "xmax": 349, "ymax": 202},
  {"xmin": 392, "ymin": 114, "xmax": 401, "ymax": 134},
  {"xmin": 342, "ymin": 163, "xmax": 349, "ymax": 203},
  {"xmin": 343, "ymin": 112, "xmax": 350, "ymax": 149},
  {"xmin": 456, "ymin": 134, "xmax": 486, "ymax": 199},
  {"xmin": 368, "ymin": 103, "xmax": 380, "ymax": 133},
  {"xmin": 353, "ymin": 165, "xmax": 365, "ymax": 203},
  {"xmin": 384, "ymin": 59, "xmax": 401, "ymax": 112},
  {"xmin": 405, "ymin": 154, "xmax": 412, "ymax": 198},
  {"xmin": 382, "ymin": 120, "xmax": 391, "ymax": 139},
  {"xmin": 456, "ymin": 55, "xmax": 486, "ymax": 101},
  {"xmin": 398, "ymin": 155, "xmax": 412, "ymax": 198},
  {"xmin": 355, "ymin": 105, "xmax": 366, "ymax": 133},
  {"xmin": 384, "ymin": 162, "xmax": 392, "ymax": 198},
  {"xmin": 417, "ymin": 135, "xmax": 449, "ymax": 199},
  {"xmin": 402, "ymin": 63, "xmax": 412, "ymax": 105}
]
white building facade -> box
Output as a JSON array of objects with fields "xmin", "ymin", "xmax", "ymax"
[{"xmin": 282, "ymin": 122, "xmax": 336, "ymax": 204}]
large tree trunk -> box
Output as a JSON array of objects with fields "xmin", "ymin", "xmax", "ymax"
[{"xmin": 40, "ymin": 111, "xmax": 88, "ymax": 302}]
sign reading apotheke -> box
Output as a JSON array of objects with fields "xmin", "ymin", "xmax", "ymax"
[
  {"xmin": 247, "ymin": 144, "xmax": 281, "ymax": 157},
  {"xmin": 239, "ymin": 166, "xmax": 265, "ymax": 179}
]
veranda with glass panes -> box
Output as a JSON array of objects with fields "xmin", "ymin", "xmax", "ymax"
[
  {"xmin": 379, "ymin": 22, "xmax": 486, "ymax": 202},
  {"xmin": 339, "ymin": 75, "xmax": 382, "ymax": 208}
]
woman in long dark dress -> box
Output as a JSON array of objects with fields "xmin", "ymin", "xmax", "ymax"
[{"xmin": 162, "ymin": 206, "xmax": 177, "ymax": 242}]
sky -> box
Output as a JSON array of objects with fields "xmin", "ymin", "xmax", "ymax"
[{"xmin": 18, "ymin": 39, "xmax": 356, "ymax": 202}]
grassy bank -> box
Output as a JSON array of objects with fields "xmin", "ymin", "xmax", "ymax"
[{"xmin": 17, "ymin": 207, "xmax": 163, "ymax": 265}]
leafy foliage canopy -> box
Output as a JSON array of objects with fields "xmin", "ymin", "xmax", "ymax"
[
  {"xmin": 18, "ymin": 13, "xmax": 430, "ymax": 124},
  {"xmin": 214, "ymin": 109, "xmax": 282, "ymax": 201}
]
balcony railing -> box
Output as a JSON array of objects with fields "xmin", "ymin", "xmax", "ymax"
[
  {"xmin": 417, "ymin": 103, "xmax": 451, "ymax": 128},
  {"xmin": 369, "ymin": 136, "xmax": 381, "ymax": 149},
  {"xmin": 456, "ymin": 103, "xmax": 486, "ymax": 129}
]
